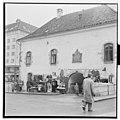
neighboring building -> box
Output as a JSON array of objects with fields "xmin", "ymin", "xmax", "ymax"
[
  {"xmin": 5, "ymin": 19, "xmax": 38, "ymax": 81},
  {"xmin": 18, "ymin": 5, "xmax": 117, "ymax": 90}
]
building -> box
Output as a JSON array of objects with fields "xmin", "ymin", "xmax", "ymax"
[
  {"xmin": 18, "ymin": 5, "xmax": 117, "ymax": 90},
  {"xmin": 5, "ymin": 19, "xmax": 38, "ymax": 81}
]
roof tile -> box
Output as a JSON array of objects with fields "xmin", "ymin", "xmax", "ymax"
[{"xmin": 19, "ymin": 5, "xmax": 117, "ymax": 41}]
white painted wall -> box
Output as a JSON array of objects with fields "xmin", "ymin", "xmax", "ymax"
[{"xmin": 20, "ymin": 24, "xmax": 117, "ymax": 90}]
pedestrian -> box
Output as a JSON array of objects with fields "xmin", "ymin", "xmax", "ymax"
[
  {"xmin": 52, "ymin": 79, "xmax": 58, "ymax": 92},
  {"xmin": 74, "ymin": 83, "xmax": 79, "ymax": 96},
  {"xmin": 11, "ymin": 81, "xmax": 16, "ymax": 92},
  {"xmin": 82, "ymin": 73, "xmax": 95, "ymax": 112},
  {"xmin": 47, "ymin": 81, "xmax": 52, "ymax": 92},
  {"xmin": 19, "ymin": 80, "xmax": 24, "ymax": 92},
  {"xmin": 26, "ymin": 80, "xmax": 31, "ymax": 92}
]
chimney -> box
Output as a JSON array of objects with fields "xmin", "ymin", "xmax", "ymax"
[
  {"xmin": 16, "ymin": 19, "xmax": 21, "ymax": 23},
  {"xmin": 57, "ymin": 8, "xmax": 63, "ymax": 18}
]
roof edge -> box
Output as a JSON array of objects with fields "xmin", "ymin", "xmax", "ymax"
[{"xmin": 17, "ymin": 21, "xmax": 117, "ymax": 42}]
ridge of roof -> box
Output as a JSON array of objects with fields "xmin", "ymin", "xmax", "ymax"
[{"xmin": 18, "ymin": 5, "xmax": 117, "ymax": 41}]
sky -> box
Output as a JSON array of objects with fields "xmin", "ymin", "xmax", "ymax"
[{"xmin": 5, "ymin": 3, "xmax": 117, "ymax": 28}]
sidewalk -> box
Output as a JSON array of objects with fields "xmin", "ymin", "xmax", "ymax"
[{"xmin": 5, "ymin": 91, "xmax": 116, "ymax": 102}]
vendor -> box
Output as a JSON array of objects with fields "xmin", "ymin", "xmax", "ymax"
[{"xmin": 52, "ymin": 79, "xmax": 58, "ymax": 92}]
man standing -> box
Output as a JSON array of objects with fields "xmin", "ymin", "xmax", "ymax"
[{"xmin": 82, "ymin": 73, "xmax": 95, "ymax": 112}]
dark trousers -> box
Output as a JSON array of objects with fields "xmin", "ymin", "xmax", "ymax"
[
  {"xmin": 27, "ymin": 87, "xmax": 30, "ymax": 92},
  {"xmin": 83, "ymin": 101, "xmax": 92, "ymax": 111},
  {"xmin": 52, "ymin": 86, "xmax": 56, "ymax": 92}
]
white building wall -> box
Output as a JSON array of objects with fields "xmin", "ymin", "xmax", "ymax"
[
  {"xmin": 5, "ymin": 30, "xmax": 30, "ymax": 66},
  {"xmin": 20, "ymin": 24, "xmax": 117, "ymax": 89}
]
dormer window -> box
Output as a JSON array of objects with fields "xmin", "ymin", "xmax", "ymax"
[{"xmin": 78, "ymin": 14, "xmax": 82, "ymax": 20}]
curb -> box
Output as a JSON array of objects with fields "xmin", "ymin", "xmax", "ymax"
[
  {"xmin": 94, "ymin": 96, "xmax": 116, "ymax": 102},
  {"xmin": 5, "ymin": 92, "xmax": 116, "ymax": 101},
  {"xmin": 5, "ymin": 92, "xmax": 61, "ymax": 95}
]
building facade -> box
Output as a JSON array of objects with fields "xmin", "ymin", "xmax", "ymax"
[
  {"xmin": 5, "ymin": 19, "xmax": 37, "ymax": 81},
  {"xmin": 18, "ymin": 5, "xmax": 117, "ymax": 90}
]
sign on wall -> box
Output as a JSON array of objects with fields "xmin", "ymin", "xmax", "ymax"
[{"xmin": 72, "ymin": 49, "xmax": 82, "ymax": 63}]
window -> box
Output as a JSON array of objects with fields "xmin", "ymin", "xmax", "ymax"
[
  {"xmin": 104, "ymin": 43, "xmax": 113, "ymax": 63},
  {"xmin": 7, "ymin": 45, "xmax": 10, "ymax": 50},
  {"xmin": 12, "ymin": 38, "xmax": 16, "ymax": 42},
  {"xmin": 26, "ymin": 51, "xmax": 31, "ymax": 66},
  {"xmin": 50, "ymin": 49, "xmax": 57, "ymax": 65},
  {"xmin": 7, "ymin": 52, "xmax": 9, "ymax": 56},
  {"xmin": 7, "ymin": 39, "xmax": 10, "ymax": 43},
  {"xmin": 11, "ymin": 59, "xmax": 14, "ymax": 63},
  {"xmin": 5, "ymin": 67, "xmax": 10, "ymax": 72},
  {"xmin": 12, "ymin": 45, "xmax": 15, "ymax": 49},
  {"xmin": 6, "ymin": 59, "xmax": 9, "ymax": 63},
  {"xmin": 11, "ymin": 52, "xmax": 15, "ymax": 56},
  {"xmin": 10, "ymin": 67, "xmax": 14, "ymax": 72}
]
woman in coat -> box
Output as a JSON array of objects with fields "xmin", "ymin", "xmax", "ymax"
[
  {"xmin": 82, "ymin": 73, "xmax": 95, "ymax": 112},
  {"xmin": 74, "ymin": 83, "xmax": 79, "ymax": 96}
]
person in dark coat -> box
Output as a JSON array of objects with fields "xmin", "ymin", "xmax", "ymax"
[
  {"xmin": 18, "ymin": 80, "xmax": 24, "ymax": 92},
  {"xmin": 52, "ymin": 79, "xmax": 58, "ymax": 92},
  {"xmin": 26, "ymin": 80, "xmax": 32, "ymax": 92},
  {"xmin": 82, "ymin": 73, "xmax": 95, "ymax": 112}
]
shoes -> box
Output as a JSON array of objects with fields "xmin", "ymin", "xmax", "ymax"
[
  {"xmin": 82, "ymin": 107, "xmax": 86, "ymax": 111},
  {"xmin": 88, "ymin": 110, "xmax": 93, "ymax": 112}
]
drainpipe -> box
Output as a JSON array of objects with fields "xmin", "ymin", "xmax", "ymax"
[{"xmin": 16, "ymin": 40, "xmax": 21, "ymax": 81}]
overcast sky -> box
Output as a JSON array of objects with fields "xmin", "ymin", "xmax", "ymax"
[{"xmin": 5, "ymin": 3, "xmax": 117, "ymax": 28}]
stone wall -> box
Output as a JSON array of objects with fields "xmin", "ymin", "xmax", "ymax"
[{"xmin": 94, "ymin": 83, "xmax": 116, "ymax": 96}]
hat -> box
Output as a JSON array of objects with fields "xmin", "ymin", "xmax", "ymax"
[
  {"xmin": 83, "ymin": 73, "xmax": 88, "ymax": 77},
  {"xmin": 88, "ymin": 72, "xmax": 94, "ymax": 78}
]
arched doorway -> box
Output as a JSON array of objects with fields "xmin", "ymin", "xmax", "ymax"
[{"xmin": 68, "ymin": 71, "xmax": 84, "ymax": 93}]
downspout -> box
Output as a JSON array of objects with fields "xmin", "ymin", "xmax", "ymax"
[{"xmin": 16, "ymin": 40, "xmax": 21, "ymax": 81}]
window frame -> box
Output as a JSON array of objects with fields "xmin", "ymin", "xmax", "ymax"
[
  {"xmin": 11, "ymin": 52, "xmax": 15, "ymax": 56},
  {"xmin": 7, "ymin": 39, "xmax": 10, "ymax": 43},
  {"xmin": 12, "ymin": 45, "xmax": 15, "ymax": 49},
  {"xmin": 12, "ymin": 38, "xmax": 16, "ymax": 42},
  {"xmin": 7, "ymin": 52, "xmax": 9, "ymax": 56},
  {"xmin": 6, "ymin": 59, "xmax": 9, "ymax": 63},
  {"xmin": 50, "ymin": 49, "xmax": 57, "ymax": 65},
  {"xmin": 26, "ymin": 51, "xmax": 32, "ymax": 66},
  {"xmin": 11, "ymin": 59, "xmax": 14, "ymax": 63},
  {"xmin": 104, "ymin": 43, "xmax": 113, "ymax": 64},
  {"xmin": 7, "ymin": 45, "xmax": 10, "ymax": 50}
]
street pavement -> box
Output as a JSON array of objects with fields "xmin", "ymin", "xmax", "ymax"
[{"xmin": 4, "ymin": 93, "xmax": 116, "ymax": 117}]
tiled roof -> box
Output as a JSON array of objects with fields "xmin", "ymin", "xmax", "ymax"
[
  {"xmin": 18, "ymin": 5, "xmax": 117, "ymax": 41},
  {"xmin": 5, "ymin": 19, "xmax": 38, "ymax": 33}
]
